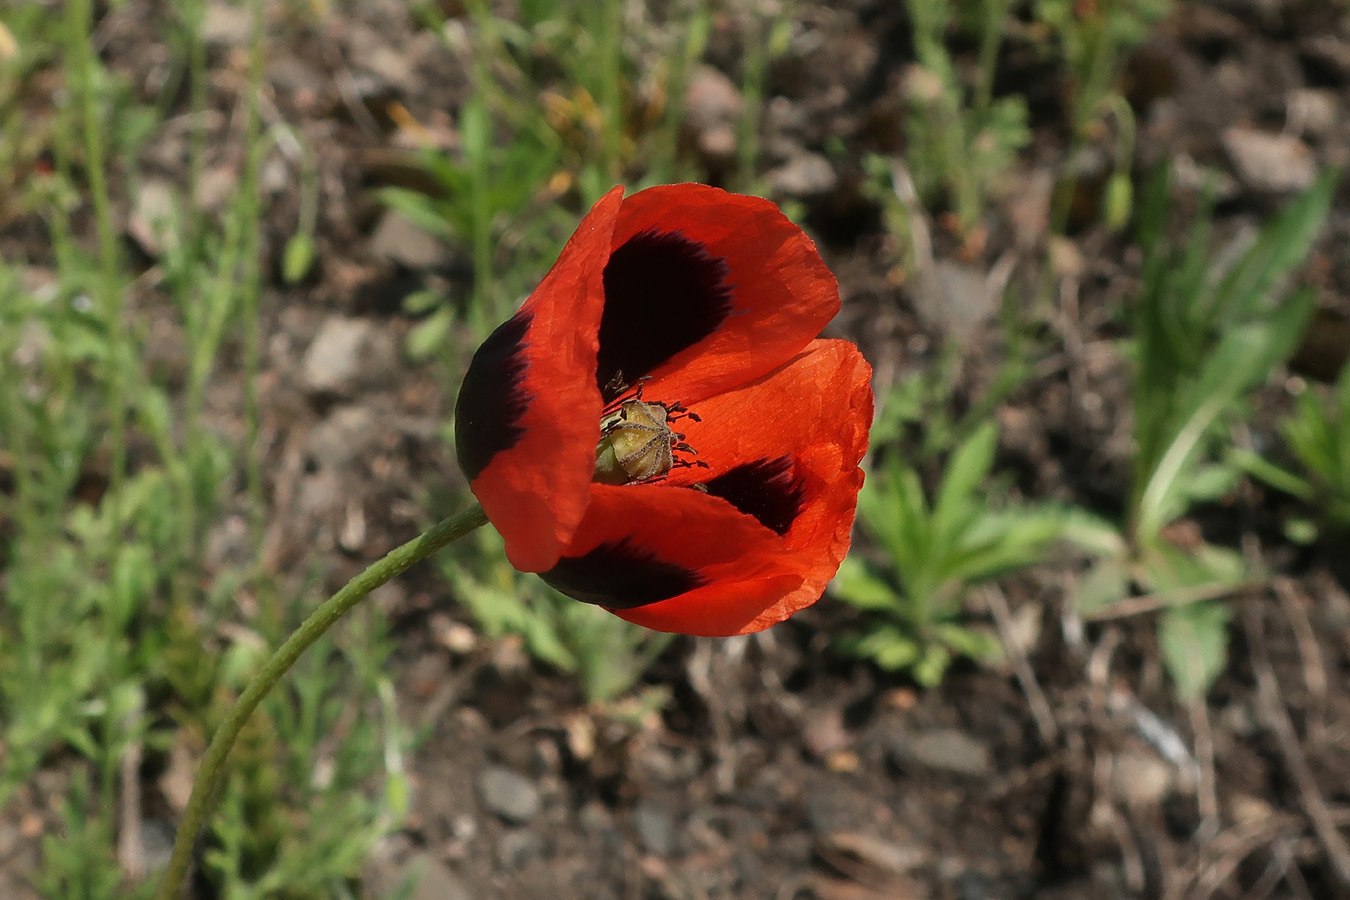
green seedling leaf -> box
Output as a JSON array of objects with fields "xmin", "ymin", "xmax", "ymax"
[
  {"xmin": 109, "ymin": 543, "xmax": 153, "ymax": 629},
  {"xmin": 1160, "ymin": 601, "xmax": 1231, "ymax": 700},
  {"xmin": 940, "ymin": 507, "xmax": 1068, "ymax": 585},
  {"xmin": 1075, "ymin": 557, "xmax": 1130, "ymax": 618},
  {"xmin": 402, "ymin": 288, "xmax": 442, "ymax": 316},
  {"xmin": 911, "ymin": 643, "xmax": 954, "ymax": 687},
  {"xmin": 934, "ymin": 622, "xmax": 1001, "ymax": 662},
  {"xmin": 1136, "ymin": 324, "xmax": 1281, "ymax": 540},
  {"xmin": 374, "ymin": 187, "xmax": 458, "ymax": 239},
  {"xmin": 1213, "ymin": 169, "xmax": 1338, "ymax": 322},
  {"xmin": 282, "ymin": 233, "xmax": 315, "ymax": 284},
  {"xmin": 405, "ymin": 306, "xmax": 452, "ymax": 362},
  {"xmin": 1285, "ymin": 517, "xmax": 1319, "ymax": 545},
  {"xmin": 1139, "ymin": 538, "xmax": 1245, "ymax": 595},
  {"xmin": 856, "ymin": 625, "xmax": 922, "ymax": 672},
  {"xmin": 831, "ymin": 556, "xmax": 900, "ymax": 612},
  {"xmin": 1104, "ymin": 171, "xmax": 1132, "ymax": 232},
  {"xmin": 460, "ymin": 96, "xmax": 490, "ymax": 170},
  {"xmin": 933, "ymin": 421, "xmax": 997, "ymax": 548},
  {"xmin": 1229, "ymin": 447, "xmax": 1313, "ymax": 501},
  {"xmin": 1182, "ymin": 462, "xmax": 1241, "ymax": 506}
]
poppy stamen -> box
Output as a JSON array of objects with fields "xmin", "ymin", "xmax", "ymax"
[{"xmin": 593, "ymin": 397, "xmax": 703, "ymax": 485}]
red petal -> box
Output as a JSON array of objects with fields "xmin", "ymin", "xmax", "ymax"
[
  {"xmin": 611, "ymin": 184, "xmax": 840, "ymax": 403},
  {"xmin": 458, "ymin": 186, "xmax": 624, "ymax": 572},
  {"xmin": 665, "ymin": 339, "xmax": 873, "ymax": 605},
  {"xmin": 545, "ymin": 484, "xmax": 809, "ymax": 636}
]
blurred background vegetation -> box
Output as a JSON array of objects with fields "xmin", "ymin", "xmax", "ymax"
[{"xmin": 3, "ymin": 0, "xmax": 1349, "ymax": 898}]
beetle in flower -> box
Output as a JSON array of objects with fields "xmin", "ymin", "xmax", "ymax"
[{"xmin": 454, "ymin": 184, "xmax": 873, "ymax": 637}]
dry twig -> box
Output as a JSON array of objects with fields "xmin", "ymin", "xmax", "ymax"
[
  {"xmin": 982, "ymin": 584, "xmax": 1058, "ymax": 744},
  {"xmin": 1084, "ymin": 579, "xmax": 1262, "ymax": 622},
  {"xmin": 1243, "ymin": 603, "xmax": 1350, "ymax": 889},
  {"xmin": 1275, "ymin": 577, "xmax": 1328, "ymax": 749}
]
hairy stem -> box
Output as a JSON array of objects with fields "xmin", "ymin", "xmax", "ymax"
[{"xmin": 154, "ymin": 505, "xmax": 488, "ymax": 900}]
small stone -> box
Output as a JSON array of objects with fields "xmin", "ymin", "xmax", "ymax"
[
  {"xmin": 803, "ymin": 708, "xmax": 850, "ymax": 760},
  {"xmin": 634, "ymin": 802, "xmax": 677, "ymax": 857},
  {"xmin": 369, "ymin": 211, "xmax": 446, "ymax": 270},
  {"xmin": 308, "ymin": 405, "xmax": 377, "ymax": 470},
  {"xmin": 1112, "ymin": 745, "xmax": 1176, "ymax": 809},
  {"xmin": 495, "ymin": 830, "xmax": 544, "ymax": 869},
  {"xmin": 1287, "ymin": 88, "xmax": 1336, "ymax": 138},
  {"xmin": 1222, "ymin": 127, "xmax": 1316, "ymax": 193},
  {"xmin": 685, "ymin": 66, "xmax": 741, "ymax": 167},
  {"xmin": 816, "ymin": 830, "xmax": 925, "ymax": 877},
  {"xmin": 139, "ymin": 819, "xmax": 176, "ymax": 874},
  {"xmin": 1230, "ymin": 793, "xmax": 1275, "ymax": 826},
  {"xmin": 127, "ymin": 180, "xmax": 179, "ymax": 258},
  {"xmin": 301, "ymin": 317, "xmax": 395, "ymax": 396},
  {"xmin": 477, "ymin": 766, "xmax": 541, "ymax": 825},
  {"xmin": 362, "ymin": 44, "xmax": 416, "ymax": 94},
  {"xmin": 899, "ymin": 729, "xmax": 993, "ymax": 777},
  {"xmin": 912, "ymin": 260, "xmax": 998, "ymax": 346},
  {"xmin": 203, "ymin": 1, "xmax": 251, "ymax": 46},
  {"xmin": 685, "ymin": 65, "xmax": 741, "ymax": 134},
  {"xmin": 766, "ymin": 152, "xmax": 836, "ymax": 198},
  {"xmin": 405, "ymin": 853, "xmax": 472, "ymax": 900},
  {"xmin": 803, "ymin": 777, "xmax": 865, "ymax": 835}
]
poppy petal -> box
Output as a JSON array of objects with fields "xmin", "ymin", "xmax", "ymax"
[
  {"xmin": 455, "ymin": 186, "xmax": 625, "ymax": 572},
  {"xmin": 542, "ymin": 484, "xmax": 809, "ymax": 637},
  {"xmin": 666, "ymin": 339, "xmax": 873, "ymax": 604},
  {"xmin": 598, "ymin": 184, "xmax": 840, "ymax": 402}
]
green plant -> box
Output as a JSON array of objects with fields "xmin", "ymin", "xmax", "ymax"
[
  {"xmin": 443, "ymin": 527, "xmax": 673, "ymax": 706},
  {"xmin": 898, "ymin": 0, "xmax": 1031, "ymax": 236},
  {"xmin": 1235, "ymin": 364, "xmax": 1350, "ymax": 538},
  {"xmin": 732, "ymin": 0, "xmax": 793, "ymax": 193},
  {"xmin": 1, "ymin": 3, "xmax": 433, "ymax": 897},
  {"xmin": 202, "ymin": 615, "xmax": 412, "ymax": 900},
  {"xmin": 1071, "ymin": 165, "xmax": 1337, "ymax": 699},
  {"xmin": 833, "ymin": 422, "xmax": 1068, "ymax": 685},
  {"xmin": 393, "ymin": 0, "xmax": 711, "ymax": 357},
  {"xmin": 1032, "ymin": 0, "xmax": 1170, "ymax": 139}
]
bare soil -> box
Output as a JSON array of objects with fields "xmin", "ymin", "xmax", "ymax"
[{"xmin": 6, "ymin": 2, "xmax": 1350, "ymax": 899}]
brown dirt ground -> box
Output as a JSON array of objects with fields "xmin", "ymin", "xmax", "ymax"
[{"xmin": 6, "ymin": 1, "xmax": 1350, "ymax": 899}]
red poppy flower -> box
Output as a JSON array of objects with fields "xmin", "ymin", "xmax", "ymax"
[{"xmin": 455, "ymin": 184, "xmax": 872, "ymax": 636}]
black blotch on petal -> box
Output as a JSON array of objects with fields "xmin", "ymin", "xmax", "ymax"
[
  {"xmin": 454, "ymin": 313, "xmax": 533, "ymax": 481},
  {"xmin": 703, "ymin": 456, "xmax": 805, "ymax": 536},
  {"xmin": 597, "ymin": 229, "xmax": 732, "ymax": 393},
  {"xmin": 542, "ymin": 539, "xmax": 705, "ymax": 610}
]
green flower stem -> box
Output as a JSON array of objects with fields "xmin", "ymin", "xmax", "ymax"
[{"xmin": 154, "ymin": 504, "xmax": 488, "ymax": 900}]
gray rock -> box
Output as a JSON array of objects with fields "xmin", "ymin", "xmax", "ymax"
[
  {"xmin": 1112, "ymin": 745, "xmax": 1178, "ymax": 810},
  {"xmin": 301, "ymin": 317, "xmax": 395, "ymax": 396},
  {"xmin": 766, "ymin": 152, "xmax": 837, "ymax": 198},
  {"xmin": 127, "ymin": 179, "xmax": 178, "ymax": 258},
  {"xmin": 1222, "ymin": 126, "xmax": 1316, "ymax": 193},
  {"xmin": 369, "ymin": 211, "xmax": 445, "ymax": 270},
  {"xmin": 684, "ymin": 65, "xmax": 742, "ymax": 134},
  {"xmin": 307, "ymin": 405, "xmax": 377, "ymax": 470},
  {"xmin": 406, "ymin": 853, "xmax": 472, "ymax": 900},
  {"xmin": 1287, "ymin": 88, "xmax": 1337, "ymax": 138},
  {"xmin": 139, "ymin": 818, "xmax": 176, "ymax": 874},
  {"xmin": 203, "ymin": 2, "xmax": 251, "ymax": 46},
  {"xmin": 495, "ymin": 829, "xmax": 545, "ymax": 869},
  {"xmin": 912, "ymin": 260, "xmax": 999, "ymax": 347},
  {"xmin": 900, "ymin": 728, "xmax": 993, "ymax": 777},
  {"xmin": 802, "ymin": 777, "xmax": 864, "ymax": 835},
  {"xmin": 477, "ymin": 766, "xmax": 541, "ymax": 825},
  {"xmin": 634, "ymin": 802, "xmax": 678, "ymax": 857},
  {"xmin": 685, "ymin": 66, "xmax": 742, "ymax": 167}
]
